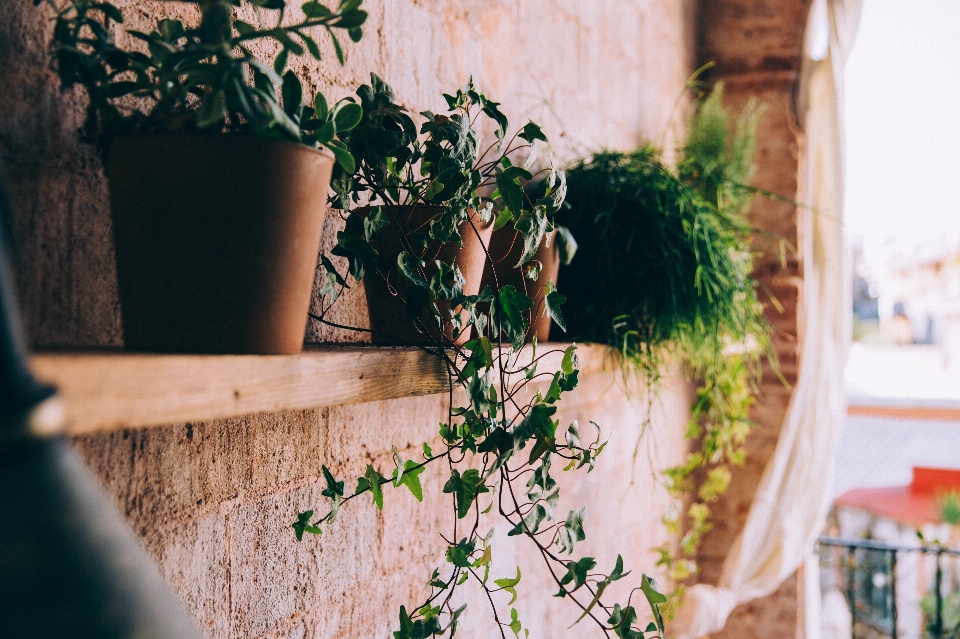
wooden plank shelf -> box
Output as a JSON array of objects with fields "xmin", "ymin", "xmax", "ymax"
[{"xmin": 31, "ymin": 343, "xmax": 612, "ymax": 436}]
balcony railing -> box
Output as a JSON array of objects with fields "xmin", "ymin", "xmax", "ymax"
[{"xmin": 818, "ymin": 536, "xmax": 960, "ymax": 639}]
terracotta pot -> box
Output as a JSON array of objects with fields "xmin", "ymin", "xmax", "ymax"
[
  {"xmin": 481, "ymin": 228, "xmax": 561, "ymax": 343},
  {"xmin": 107, "ymin": 133, "xmax": 334, "ymax": 354},
  {"xmin": 360, "ymin": 205, "xmax": 493, "ymax": 346}
]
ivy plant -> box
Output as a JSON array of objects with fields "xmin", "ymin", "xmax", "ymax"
[
  {"xmin": 558, "ymin": 83, "xmax": 778, "ymax": 606},
  {"xmin": 297, "ymin": 75, "xmax": 669, "ymax": 638},
  {"xmin": 39, "ymin": 0, "xmax": 366, "ymax": 170}
]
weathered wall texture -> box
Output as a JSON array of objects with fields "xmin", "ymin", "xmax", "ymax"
[
  {"xmin": 71, "ymin": 368, "xmax": 693, "ymax": 639},
  {"xmin": 694, "ymin": 1, "xmax": 811, "ymax": 638},
  {"xmin": 1, "ymin": 0, "xmax": 702, "ymax": 637}
]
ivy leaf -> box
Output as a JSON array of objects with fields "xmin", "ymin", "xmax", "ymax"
[
  {"xmin": 363, "ymin": 205, "xmax": 390, "ymax": 241},
  {"xmin": 508, "ymin": 607, "xmax": 522, "ymax": 637},
  {"xmin": 319, "ymin": 255, "xmax": 348, "ymax": 302},
  {"xmin": 607, "ymin": 604, "xmax": 643, "ymax": 639},
  {"xmin": 558, "ymin": 556, "xmax": 596, "ymax": 592},
  {"xmin": 495, "ymin": 285, "xmax": 532, "ymax": 351},
  {"xmin": 355, "ymin": 464, "xmax": 386, "ymax": 510},
  {"xmin": 495, "ymin": 167, "xmax": 525, "ymax": 219},
  {"xmin": 557, "ymin": 507, "xmax": 586, "ymax": 554},
  {"xmin": 609, "ymin": 554, "xmax": 631, "ymax": 582},
  {"xmin": 398, "ymin": 251, "xmax": 429, "ymax": 288},
  {"xmin": 495, "ymin": 566, "xmax": 522, "ymax": 605},
  {"xmin": 392, "ymin": 459, "xmax": 425, "ymax": 502},
  {"xmin": 544, "ymin": 282, "xmax": 567, "ymax": 332},
  {"xmin": 513, "ymin": 206, "xmax": 548, "ymax": 266},
  {"xmin": 443, "ymin": 468, "xmax": 489, "ymax": 519},
  {"xmin": 332, "ymin": 212, "xmax": 379, "ymax": 281},
  {"xmin": 641, "ymin": 574, "xmax": 667, "ymax": 636},
  {"xmin": 321, "ymin": 465, "xmax": 345, "ymax": 499},
  {"xmin": 518, "ymin": 122, "xmax": 547, "ymax": 143},
  {"xmin": 445, "ymin": 537, "xmax": 476, "ymax": 568},
  {"xmin": 291, "ymin": 510, "xmax": 322, "ymax": 541},
  {"xmin": 561, "ymin": 344, "xmax": 578, "ymax": 375}
]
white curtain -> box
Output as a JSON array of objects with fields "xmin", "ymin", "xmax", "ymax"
[{"xmin": 672, "ymin": 1, "xmax": 862, "ymax": 636}]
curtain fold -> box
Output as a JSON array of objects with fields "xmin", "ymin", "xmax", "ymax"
[{"xmin": 672, "ymin": 1, "xmax": 863, "ymax": 636}]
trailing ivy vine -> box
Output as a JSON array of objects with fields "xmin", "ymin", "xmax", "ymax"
[{"xmin": 295, "ymin": 75, "xmax": 669, "ymax": 638}]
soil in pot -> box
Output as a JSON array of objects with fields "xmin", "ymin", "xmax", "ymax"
[
  {"xmin": 481, "ymin": 228, "xmax": 560, "ymax": 343},
  {"xmin": 359, "ymin": 205, "xmax": 493, "ymax": 346},
  {"xmin": 107, "ymin": 133, "xmax": 334, "ymax": 354}
]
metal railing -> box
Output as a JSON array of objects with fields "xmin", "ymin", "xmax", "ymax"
[{"xmin": 818, "ymin": 536, "xmax": 960, "ymax": 639}]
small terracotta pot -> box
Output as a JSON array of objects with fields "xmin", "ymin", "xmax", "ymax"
[
  {"xmin": 359, "ymin": 205, "xmax": 493, "ymax": 346},
  {"xmin": 481, "ymin": 228, "xmax": 561, "ymax": 343},
  {"xmin": 107, "ymin": 133, "xmax": 334, "ymax": 354}
]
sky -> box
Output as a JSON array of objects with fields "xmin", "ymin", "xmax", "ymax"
[{"xmin": 844, "ymin": 0, "xmax": 960, "ymax": 268}]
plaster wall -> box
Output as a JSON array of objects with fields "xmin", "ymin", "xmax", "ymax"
[{"xmin": 1, "ymin": 0, "xmax": 700, "ymax": 637}]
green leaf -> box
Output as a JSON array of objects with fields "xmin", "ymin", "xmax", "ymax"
[
  {"xmin": 422, "ymin": 442, "xmax": 433, "ymax": 459},
  {"xmin": 561, "ymin": 344, "xmax": 578, "ymax": 375},
  {"xmin": 558, "ymin": 556, "xmax": 596, "ymax": 592},
  {"xmin": 493, "ymin": 208, "xmax": 514, "ymax": 231},
  {"xmin": 273, "ymin": 47, "xmax": 289, "ymax": 75},
  {"xmin": 321, "ymin": 464, "xmax": 345, "ymax": 498},
  {"xmin": 544, "ymin": 284, "xmax": 567, "ymax": 332},
  {"xmin": 641, "ymin": 574, "xmax": 667, "ymax": 636},
  {"xmin": 291, "ymin": 510, "xmax": 322, "ymax": 540},
  {"xmin": 609, "ymin": 555, "xmax": 631, "ymax": 582},
  {"xmin": 495, "ymin": 285, "xmax": 533, "ymax": 351},
  {"xmin": 445, "ymin": 537, "xmax": 476, "ymax": 568},
  {"xmin": 302, "ymin": 1, "xmax": 332, "ymax": 18},
  {"xmin": 313, "ymin": 92, "xmax": 329, "ymax": 121},
  {"xmin": 393, "ymin": 459, "xmax": 425, "ymax": 501},
  {"xmin": 443, "ymin": 468, "xmax": 489, "ymax": 519},
  {"xmin": 355, "ymin": 464, "xmax": 386, "ymax": 510},
  {"xmin": 494, "ymin": 566, "xmax": 522, "ymax": 605},
  {"xmin": 518, "ymin": 121, "xmax": 547, "ymax": 143},
  {"xmin": 398, "ymin": 251, "xmax": 429, "ymax": 288},
  {"xmin": 333, "ymin": 102, "xmax": 363, "ymax": 131},
  {"xmin": 495, "ymin": 167, "xmax": 526, "ymax": 219},
  {"xmin": 324, "ymin": 139, "xmax": 356, "ymax": 173},
  {"xmin": 513, "ymin": 206, "xmax": 548, "ymax": 266},
  {"xmin": 281, "ymin": 70, "xmax": 303, "ymax": 117},
  {"xmin": 557, "ymin": 507, "xmax": 586, "ymax": 554},
  {"xmin": 508, "ymin": 608, "xmax": 522, "ymax": 637},
  {"xmin": 607, "ymin": 604, "xmax": 642, "ymax": 639}
]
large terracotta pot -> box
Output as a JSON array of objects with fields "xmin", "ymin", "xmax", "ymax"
[
  {"xmin": 107, "ymin": 133, "xmax": 334, "ymax": 354},
  {"xmin": 481, "ymin": 228, "xmax": 561, "ymax": 343},
  {"xmin": 360, "ymin": 205, "xmax": 493, "ymax": 346}
]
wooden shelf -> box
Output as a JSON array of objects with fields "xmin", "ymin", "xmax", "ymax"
[{"xmin": 31, "ymin": 343, "xmax": 611, "ymax": 436}]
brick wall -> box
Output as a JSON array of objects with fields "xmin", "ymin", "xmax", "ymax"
[{"xmin": 694, "ymin": 2, "xmax": 811, "ymax": 638}]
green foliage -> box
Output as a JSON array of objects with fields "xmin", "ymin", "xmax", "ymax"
[
  {"xmin": 559, "ymin": 82, "xmax": 775, "ymax": 592},
  {"xmin": 940, "ymin": 491, "xmax": 960, "ymax": 525},
  {"xmin": 329, "ymin": 75, "xmax": 567, "ymax": 304},
  {"xmin": 297, "ymin": 74, "xmax": 665, "ymax": 639},
  {"xmin": 39, "ymin": 0, "xmax": 366, "ymax": 168}
]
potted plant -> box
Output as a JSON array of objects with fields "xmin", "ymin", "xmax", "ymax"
[
  {"xmin": 481, "ymin": 188, "xmax": 578, "ymax": 343},
  {"xmin": 41, "ymin": 0, "xmax": 367, "ymax": 353},
  {"xmin": 558, "ymin": 83, "xmax": 774, "ymax": 590},
  {"xmin": 323, "ymin": 74, "xmax": 568, "ymax": 347}
]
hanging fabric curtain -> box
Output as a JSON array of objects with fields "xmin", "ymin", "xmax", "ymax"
[{"xmin": 672, "ymin": 0, "xmax": 863, "ymax": 636}]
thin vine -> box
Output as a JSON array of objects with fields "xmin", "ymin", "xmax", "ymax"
[{"xmin": 294, "ymin": 75, "xmax": 669, "ymax": 639}]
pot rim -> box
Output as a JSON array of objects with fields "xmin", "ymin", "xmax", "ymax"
[{"xmin": 110, "ymin": 130, "xmax": 336, "ymax": 161}]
